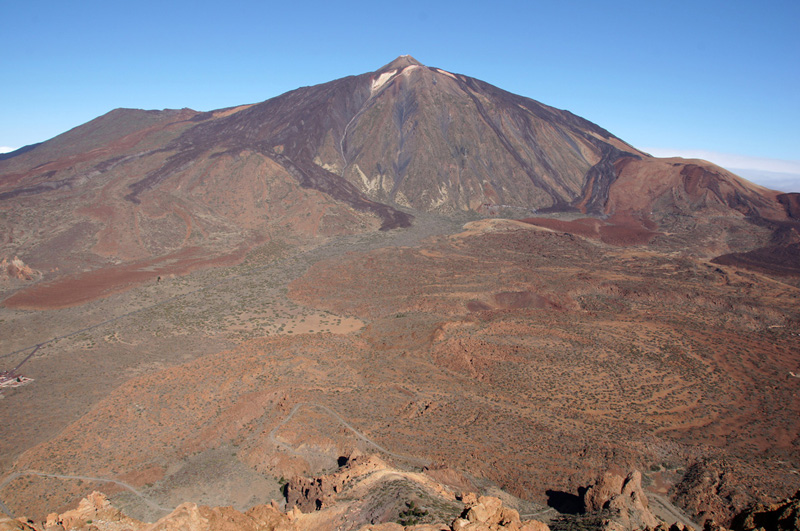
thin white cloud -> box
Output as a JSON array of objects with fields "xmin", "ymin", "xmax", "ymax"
[
  {"xmin": 641, "ymin": 147, "xmax": 800, "ymax": 193},
  {"xmin": 0, "ymin": 146, "xmax": 16, "ymax": 154},
  {"xmin": 641, "ymin": 148, "xmax": 800, "ymax": 173},
  {"xmin": 729, "ymin": 169, "xmax": 800, "ymax": 194}
]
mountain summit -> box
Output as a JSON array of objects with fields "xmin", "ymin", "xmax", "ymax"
[{"xmin": 379, "ymin": 54, "xmax": 423, "ymax": 70}]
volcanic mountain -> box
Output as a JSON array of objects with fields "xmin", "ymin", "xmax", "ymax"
[
  {"xmin": 1, "ymin": 55, "xmax": 798, "ymax": 305},
  {"xmin": 2, "ymin": 56, "xmax": 800, "ymax": 528}
]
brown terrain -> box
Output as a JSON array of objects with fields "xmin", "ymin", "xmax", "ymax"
[{"xmin": 0, "ymin": 57, "xmax": 799, "ymax": 530}]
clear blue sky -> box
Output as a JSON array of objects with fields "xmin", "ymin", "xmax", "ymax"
[{"xmin": 2, "ymin": 1, "xmax": 798, "ymax": 187}]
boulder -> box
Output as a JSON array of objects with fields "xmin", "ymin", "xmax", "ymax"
[
  {"xmin": 453, "ymin": 495, "xmax": 550, "ymax": 531},
  {"xmin": 583, "ymin": 470, "xmax": 659, "ymax": 530}
]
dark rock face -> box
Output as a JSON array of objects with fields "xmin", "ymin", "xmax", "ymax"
[
  {"xmin": 670, "ymin": 460, "xmax": 753, "ymax": 526},
  {"xmin": 285, "ymin": 474, "xmax": 333, "ymax": 512},
  {"xmin": 729, "ymin": 490, "xmax": 800, "ymax": 531},
  {"xmin": 777, "ymin": 192, "xmax": 800, "ymax": 219}
]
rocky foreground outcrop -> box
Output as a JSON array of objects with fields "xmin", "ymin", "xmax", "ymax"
[
  {"xmin": 8, "ymin": 468, "xmax": 796, "ymax": 531},
  {"xmin": 0, "ymin": 491, "xmax": 304, "ymax": 531},
  {"xmin": 0, "ymin": 492, "xmax": 550, "ymax": 531},
  {"xmin": 285, "ymin": 452, "xmax": 389, "ymax": 512},
  {"xmin": 450, "ymin": 494, "xmax": 550, "ymax": 531},
  {"xmin": 283, "ymin": 453, "xmax": 551, "ymax": 530},
  {"xmin": 726, "ymin": 489, "xmax": 800, "ymax": 531},
  {"xmin": 669, "ymin": 460, "xmax": 753, "ymax": 526},
  {"xmin": 0, "ymin": 455, "xmax": 553, "ymax": 531},
  {"xmin": 583, "ymin": 470, "xmax": 659, "ymax": 530}
]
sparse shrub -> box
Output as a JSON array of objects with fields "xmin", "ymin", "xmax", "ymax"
[{"xmin": 397, "ymin": 500, "xmax": 427, "ymax": 525}]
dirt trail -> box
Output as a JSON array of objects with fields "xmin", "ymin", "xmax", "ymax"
[
  {"xmin": 269, "ymin": 402, "xmax": 430, "ymax": 467},
  {"xmin": 0, "ymin": 470, "xmax": 172, "ymax": 518},
  {"xmin": 648, "ymin": 492, "xmax": 701, "ymax": 529}
]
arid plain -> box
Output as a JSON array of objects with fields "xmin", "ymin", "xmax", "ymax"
[{"xmin": 1, "ymin": 210, "xmax": 798, "ymax": 525}]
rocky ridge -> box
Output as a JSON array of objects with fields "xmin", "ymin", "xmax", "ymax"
[
  {"xmin": 10, "ymin": 462, "xmax": 795, "ymax": 531},
  {"xmin": 0, "ymin": 455, "xmax": 556, "ymax": 531},
  {"xmin": 727, "ymin": 489, "xmax": 800, "ymax": 531}
]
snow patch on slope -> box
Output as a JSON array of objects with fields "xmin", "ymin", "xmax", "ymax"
[
  {"xmin": 353, "ymin": 164, "xmax": 380, "ymax": 194},
  {"xmin": 430, "ymin": 183, "xmax": 450, "ymax": 209},
  {"xmin": 371, "ymin": 70, "xmax": 397, "ymax": 92}
]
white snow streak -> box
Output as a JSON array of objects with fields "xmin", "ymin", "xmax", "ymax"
[{"xmin": 371, "ymin": 70, "xmax": 397, "ymax": 92}]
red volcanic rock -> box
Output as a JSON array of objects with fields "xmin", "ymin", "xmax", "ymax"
[
  {"xmin": 643, "ymin": 524, "xmax": 695, "ymax": 531},
  {"xmin": 3, "ymin": 246, "xmax": 248, "ymax": 310},
  {"xmin": 0, "ymin": 492, "xmax": 302, "ymax": 531},
  {"xmin": 584, "ymin": 473, "xmax": 625, "ymax": 513},
  {"xmin": 520, "ymin": 214, "xmax": 660, "ymax": 247},
  {"xmin": 583, "ymin": 471, "xmax": 659, "ymax": 530},
  {"xmin": 452, "ymin": 495, "xmax": 550, "ymax": 531},
  {"xmin": 19, "ymin": 491, "xmax": 143, "ymax": 531},
  {"xmin": 493, "ymin": 291, "xmax": 554, "ymax": 310},
  {"xmin": 729, "ymin": 489, "xmax": 800, "ymax": 531},
  {"xmin": 608, "ymin": 158, "xmax": 786, "ymax": 221},
  {"xmin": 670, "ymin": 460, "xmax": 753, "ymax": 526},
  {"xmin": 286, "ymin": 454, "xmax": 387, "ymax": 512},
  {"xmin": 777, "ymin": 193, "xmax": 800, "ymax": 219},
  {"xmin": 0, "ymin": 490, "xmax": 549, "ymax": 531},
  {"xmin": 144, "ymin": 503, "xmax": 270, "ymax": 531},
  {"xmin": 423, "ymin": 465, "xmax": 477, "ymax": 494},
  {"xmin": 1, "ymin": 256, "xmax": 39, "ymax": 281}
]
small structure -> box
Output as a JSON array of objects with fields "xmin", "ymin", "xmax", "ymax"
[
  {"xmin": 0, "ymin": 344, "xmax": 41, "ymax": 392},
  {"xmin": 0, "ymin": 370, "xmax": 33, "ymax": 390}
]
